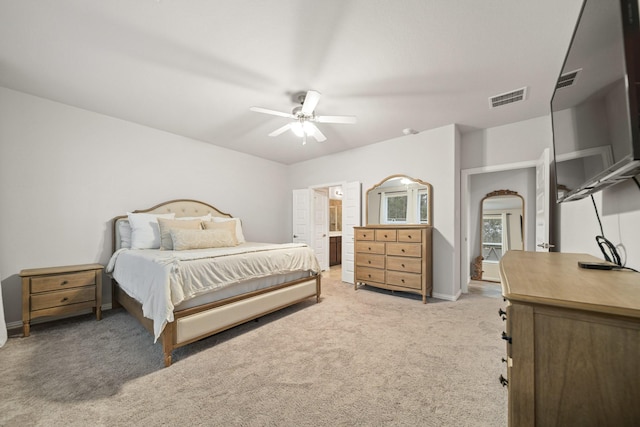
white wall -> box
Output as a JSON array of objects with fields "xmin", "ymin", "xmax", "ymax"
[
  {"xmin": 0, "ymin": 88, "xmax": 290, "ymax": 325},
  {"xmin": 287, "ymin": 124, "xmax": 462, "ymax": 300},
  {"xmin": 462, "ymin": 114, "xmax": 640, "ymax": 272}
]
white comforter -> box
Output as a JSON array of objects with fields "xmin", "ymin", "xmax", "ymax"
[{"xmin": 106, "ymin": 242, "xmax": 320, "ymax": 341}]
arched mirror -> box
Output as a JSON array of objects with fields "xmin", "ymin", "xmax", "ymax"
[
  {"xmin": 471, "ymin": 189, "xmax": 524, "ymax": 282},
  {"xmin": 366, "ymin": 174, "xmax": 433, "ymax": 226}
]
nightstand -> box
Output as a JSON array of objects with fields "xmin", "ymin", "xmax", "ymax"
[{"xmin": 20, "ymin": 263, "xmax": 103, "ymax": 337}]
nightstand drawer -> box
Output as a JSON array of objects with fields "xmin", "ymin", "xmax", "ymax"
[
  {"xmin": 387, "ymin": 243, "xmax": 421, "ymax": 257},
  {"xmin": 31, "ymin": 286, "xmax": 96, "ymax": 311},
  {"xmin": 31, "ymin": 270, "xmax": 96, "ymax": 293},
  {"xmin": 387, "ymin": 271, "xmax": 422, "ymax": 290},
  {"xmin": 387, "ymin": 256, "xmax": 422, "ymax": 273},
  {"xmin": 356, "ymin": 253, "xmax": 385, "ymax": 269}
]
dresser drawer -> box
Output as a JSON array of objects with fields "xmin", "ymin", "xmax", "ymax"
[
  {"xmin": 355, "ymin": 229, "xmax": 375, "ymax": 241},
  {"xmin": 31, "ymin": 270, "xmax": 96, "ymax": 293},
  {"xmin": 387, "ymin": 243, "xmax": 421, "ymax": 257},
  {"xmin": 387, "ymin": 271, "xmax": 422, "ymax": 290},
  {"xmin": 398, "ymin": 229, "xmax": 422, "ymax": 243},
  {"xmin": 375, "ymin": 229, "xmax": 397, "ymax": 242},
  {"xmin": 386, "ymin": 256, "xmax": 422, "ymax": 273},
  {"xmin": 31, "ymin": 286, "xmax": 96, "ymax": 311},
  {"xmin": 356, "ymin": 253, "xmax": 385, "ymax": 269},
  {"xmin": 356, "ymin": 241, "xmax": 385, "ymax": 255},
  {"xmin": 356, "ymin": 267, "xmax": 385, "ymax": 284}
]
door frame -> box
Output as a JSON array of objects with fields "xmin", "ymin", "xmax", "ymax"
[{"xmin": 461, "ymin": 159, "xmax": 538, "ymax": 293}]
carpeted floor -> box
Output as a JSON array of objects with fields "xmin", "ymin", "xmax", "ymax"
[{"xmin": 0, "ymin": 269, "xmax": 508, "ymax": 426}]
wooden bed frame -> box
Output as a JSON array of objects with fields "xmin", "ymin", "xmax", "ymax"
[{"xmin": 110, "ymin": 199, "xmax": 321, "ymax": 367}]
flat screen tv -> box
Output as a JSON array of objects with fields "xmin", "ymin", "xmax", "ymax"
[{"xmin": 551, "ymin": 0, "xmax": 640, "ymax": 202}]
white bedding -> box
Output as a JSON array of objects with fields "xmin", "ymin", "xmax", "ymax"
[{"xmin": 106, "ymin": 242, "xmax": 320, "ymax": 341}]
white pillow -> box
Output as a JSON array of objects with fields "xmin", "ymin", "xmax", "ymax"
[
  {"xmin": 118, "ymin": 220, "xmax": 132, "ymax": 249},
  {"xmin": 127, "ymin": 212, "xmax": 176, "ymax": 249},
  {"xmin": 211, "ymin": 217, "xmax": 245, "ymax": 243}
]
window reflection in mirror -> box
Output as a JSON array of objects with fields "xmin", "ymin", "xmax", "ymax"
[{"xmin": 367, "ymin": 175, "xmax": 432, "ymax": 225}]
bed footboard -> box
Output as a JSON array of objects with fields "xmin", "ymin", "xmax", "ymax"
[{"xmin": 113, "ymin": 274, "xmax": 321, "ymax": 367}]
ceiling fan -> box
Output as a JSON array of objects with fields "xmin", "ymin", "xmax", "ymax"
[{"xmin": 250, "ymin": 90, "xmax": 356, "ymax": 144}]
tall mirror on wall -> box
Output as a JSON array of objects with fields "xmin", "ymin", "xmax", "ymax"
[
  {"xmin": 366, "ymin": 174, "xmax": 433, "ymax": 226},
  {"xmin": 472, "ymin": 190, "xmax": 524, "ymax": 282}
]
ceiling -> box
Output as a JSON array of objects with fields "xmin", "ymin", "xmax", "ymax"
[{"xmin": 0, "ymin": 0, "xmax": 584, "ymax": 165}]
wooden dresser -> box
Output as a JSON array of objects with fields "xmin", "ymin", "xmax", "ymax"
[
  {"xmin": 499, "ymin": 251, "xmax": 640, "ymax": 427},
  {"xmin": 20, "ymin": 263, "xmax": 103, "ymax": 336},
  {"xmin": 354, "ymin": 225, "xmax": 432, "ymax": 303}
]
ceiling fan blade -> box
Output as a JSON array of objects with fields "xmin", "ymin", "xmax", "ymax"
[
  {"xmin": 250, "ymin": 107, "xmax": 295, "ymax": 119},
  {"xmin": 301, "ymin": 90, "xmax": 321, "ymax": 115},
  {"xmin": 315, "ymin": 115, "xmax": 357, "ymax": 124},
  {"xmin": 268, "ymin": 123, "xmax": 291, "ymax": 137},
  {"xmin": 308, "ymin": 123, "xmax": 327, "ymax": 142}
]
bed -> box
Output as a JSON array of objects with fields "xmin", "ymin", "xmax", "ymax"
[{"xmin": 107, "ymin": 199, "xmax": 321, "ymax": 367}]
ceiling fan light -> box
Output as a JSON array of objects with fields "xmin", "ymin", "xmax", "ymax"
[
  {"xmin": 290, "ymin": 121, "xmax": 304, "ymax": 137},
  {"xmin": 290, "ymin": 121, "xmax": 315, "ymax": 137}
]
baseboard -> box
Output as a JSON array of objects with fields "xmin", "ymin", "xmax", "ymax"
[{"xmin": 432, "ymin": 290, "xmax": 461, "ymax": 301}]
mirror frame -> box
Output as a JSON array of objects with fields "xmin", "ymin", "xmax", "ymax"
[
  {"xmin": 366, "ymin": 174, "xmax": 433, "ymax": 226},
  {"xmin": 471, "ymin": 189, "xmax": 524, "ymax": 281}
]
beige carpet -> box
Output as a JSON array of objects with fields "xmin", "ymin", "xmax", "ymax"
[{"xmin": 0, "ymin": 271, "xmax": 508, "ymax": 426}]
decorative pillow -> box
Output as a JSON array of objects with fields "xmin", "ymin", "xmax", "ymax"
[
  {"xmin": 202, "ymin": 220, "xmax": 239, "ymax": 245},
  {"xmin": 118, "ymin": 220, "xmax": 132, "ymax": 249},
  {"xmin": 211, "ymin": 217, "xmax": 246, "ymax": 243},
  {"xmin": 157, "ymin": 218, "xmax": 203, "ymax": 250},
  {"xmin": 171, "ymin": 228, "xmax": 238, "ymax": 251},
  {"xmin": 177, "ymin": 213, "xmax": 212, "ymax": 222},
  {"xmin": 127, "ymin": 212, "xmax": 176, "ymax": 249}
]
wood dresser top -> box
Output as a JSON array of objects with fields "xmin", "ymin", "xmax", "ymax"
[{"xmin": 500, "ymin": 251, "xmax": 640, "ymax": 319}]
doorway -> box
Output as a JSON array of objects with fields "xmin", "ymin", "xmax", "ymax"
[{"xmin": 293, "ymin": 181, "xmax": 361, "ymax": 284}]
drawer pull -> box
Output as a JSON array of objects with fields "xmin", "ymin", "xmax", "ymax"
[
  {"xmin": 61, "ymin": 297, "xmax": 69, "ymax": 302},
  {"xmin": 407, "ymin": 235, "xmax": 412, "ymax": 239},
  {"xmin": 401, "ymin": 249, "xmax": 405, "ymax": 253},
  {"xmin": 367, "ymin": 274, "xmax": 371, "ymax": 278},
  {"xmin": 61, "ymin": 280, "xmax": 68, "ymax": 286},
  {"xmin": 502, "ymin": 357, "xmax": 507, "ymax": 363},
  {"xmin": 384, "ymin": 234, "xmax": 388, "ymax": 238},
  {"xmin": 501, "ymin": 331, "xmax": 512, "ymax": 344},
  {"xmin": 498, "ymin": 308, "xmax": 506, "ymax": 321},
  {"xmin": 368, "ymin": 247, "xmax": 372, "ymax": 251},
  {"xmin": 499, "ymin": 375, "xmax": 509, "ymax": 388},
  {"xmin": 368, "ymin": 260, "xmax": 371, "ymax": 264},
  {"xmin": 401, "ymin": 263, "xmax": 405, "ymax": 268},
  {"xmin": 401, "ymin": 279, "xmax": 405, "ymax": 283}
]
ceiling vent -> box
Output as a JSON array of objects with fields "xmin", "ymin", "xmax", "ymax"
[
  {"xmin": 489, "ymin": 87, "xmax": 528, "ymax": 108},
  {"xmin": 556, "ymin": 69, "xmax": 581, "ymax": 89}
]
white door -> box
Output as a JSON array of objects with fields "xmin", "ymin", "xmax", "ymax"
[
  {"xmin": 292, "ymin": 189, "xmax": 311, "ymax": 245},
  {"xmin": 535, "ymin": 148, "xmax": 553, "ymax": 252},
  {"xmin": 313, "ymin": 189, "xmax": 329, "ymax": 271},
  {"xmin": 341, "ymin": 181, "xmax": 361, "ymax": 284}
]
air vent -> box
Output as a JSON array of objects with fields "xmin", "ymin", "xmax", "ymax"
[
  {"xmin": 489, "ymin": 87, "xmax": 528, "ymax": 108},
  {"xmin": 556, "ymin": 69, "xmax": 581, "ymax": 89}
]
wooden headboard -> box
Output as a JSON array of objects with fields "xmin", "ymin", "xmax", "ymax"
[{"xmin": 111, "ymin": 199, "xmax": 233, "ymax": 253}]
